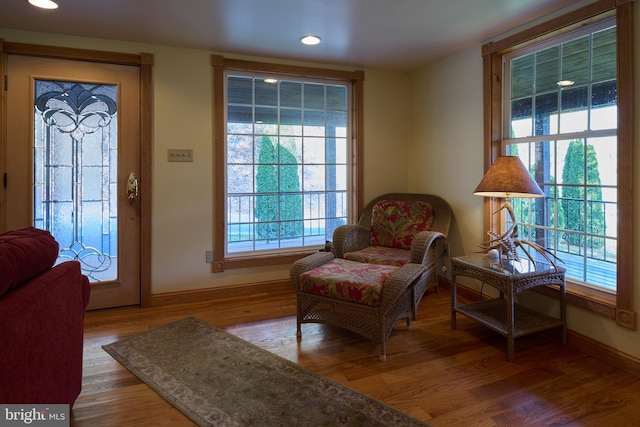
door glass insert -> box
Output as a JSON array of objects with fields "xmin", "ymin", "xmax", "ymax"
[{"xmin": 33, "ymin": 80, "xmax": 118, "ymax": 281}]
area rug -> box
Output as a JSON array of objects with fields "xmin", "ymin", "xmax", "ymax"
[{"xmin": 103, "ymin": 317, "xmax": 428, "ymax": 427}]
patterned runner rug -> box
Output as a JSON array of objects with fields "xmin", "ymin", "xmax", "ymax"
[{"xmin": 103, "ymin": 317, "xmax": 428, "ymax": 427}]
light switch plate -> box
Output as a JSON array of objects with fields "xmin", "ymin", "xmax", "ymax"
[{"xmin": 168, "ymin": 149, "xmax": 193, "ymax": 162}]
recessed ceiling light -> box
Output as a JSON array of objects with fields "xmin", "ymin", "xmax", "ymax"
[
  {"xmin": 301, "ymin": 35, "xmax": 321, "ymax": 46},
  {"xmin": 264, "ymin": 78, "xmax": 278, "ymax": 84},
  {"xmin": 28, "ymin": 0, "xmax": 59, "ymax": 9},
  {"xmin": 557, "ymin": 80, "xmax": 575, "ymax": 87}
]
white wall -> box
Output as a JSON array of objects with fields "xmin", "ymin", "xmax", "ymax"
[
  {"xmin": 408, "ymin": 46, "xmax": 485, "ymax": 257},
  {"xmin": 407, "ymin": 4, "xmax": 640, "ymax": 360},
  {"xmin": 0, "ymin": 28, "xmax": 412, "ymax": 294},
  {"xmin": 361, "ymin": 69, "xmax": 411, "ymax": 202}
]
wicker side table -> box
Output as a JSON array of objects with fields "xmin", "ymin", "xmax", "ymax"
[{"xmin": 451, "ymin": 254, "xmax": 566, "ymax": 361}]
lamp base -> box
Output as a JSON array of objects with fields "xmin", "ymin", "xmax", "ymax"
[{"xmin": 480, "ymin": 198, "xmax": 563, "ymax": 268}]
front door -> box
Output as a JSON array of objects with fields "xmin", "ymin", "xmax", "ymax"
[{"xmin": 5, "ymin": 54, "xmax": 141, "ymax": 309}]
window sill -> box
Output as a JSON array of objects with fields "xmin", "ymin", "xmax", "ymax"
[
  {"xmin": 535, "ymin": 281, "xmax": 616, "ymax": 320},
  {"xmin": 213, "ymin": 250, "xmax": 318, "ymax": 272},
  {"xmin": 537, "ymin": 282, "xmax": 636, "ymax": 330}
]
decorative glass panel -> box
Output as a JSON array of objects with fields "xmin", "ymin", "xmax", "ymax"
[{"xmin": 33, "ymin": 80, "xmax": 118, "ymax": 281}]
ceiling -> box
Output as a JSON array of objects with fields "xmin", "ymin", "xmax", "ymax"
[{"xmin": 0, "ymin": 0, "xmax": 592, "ymax": 71}]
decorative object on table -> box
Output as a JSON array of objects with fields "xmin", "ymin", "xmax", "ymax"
[
  {"xmin": 473, "ymin": 156, "xmax": 563, "ymax": 267},
  {"xmin": 103, "ymin": 317, "xmax": 429, "ymax": 427}
]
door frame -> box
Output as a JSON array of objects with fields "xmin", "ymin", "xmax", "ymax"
[{"xmin": 0, "ymin": 40, "xmax": 153, "ymax": 307}]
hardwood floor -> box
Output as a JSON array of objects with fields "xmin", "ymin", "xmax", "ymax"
[{"xmin": 72, "ymin": 286, "xmax": 640, "ymax": 426}]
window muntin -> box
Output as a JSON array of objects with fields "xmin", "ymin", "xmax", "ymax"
[
  {"xmin": 225, "ymin": 73, "xmax": 350, "ymax": 256},
  {"xmin": 504, "ymin": 19, "xmax": 617, "ymax": 293}
]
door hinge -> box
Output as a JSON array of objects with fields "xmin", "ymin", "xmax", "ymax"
[
  {"xmin": 4, "ymin": 75, "xmax": 7, "ymax": 91},
  {"xmin": 3, "ymin": 173, "xmax": 6, "ymax": 189}
]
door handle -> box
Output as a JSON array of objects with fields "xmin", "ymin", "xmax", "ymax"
[{"xmin": 127, "ymin": 172, "xmax": 139, "ymax": 204}]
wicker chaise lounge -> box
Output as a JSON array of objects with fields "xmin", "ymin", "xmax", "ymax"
[
  {"xmin": 335, "ymin": 193, "xmax": 452, "ymax": 318},
  {"xmin": 290, "ymin": 193, "xmax": 452, "ymax": 360}
]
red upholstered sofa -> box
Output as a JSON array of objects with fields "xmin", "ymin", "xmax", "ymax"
[{"xmin": 0, "ymin": 227, "xmax": 90, "ymax": 407}]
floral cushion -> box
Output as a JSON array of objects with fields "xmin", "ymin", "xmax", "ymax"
[
  {"xmin": 344, "ymin": 246, "xmax": 410, "ymax": 266},
  {"xmin": 298, "ymin": 258, "xmax": 400, "ymax": 307},
  {"xmin": 370, "ymin": 200, "xmax": 435, "ymax": 250}
]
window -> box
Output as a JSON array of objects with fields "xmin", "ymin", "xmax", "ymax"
[
  {"xmin": 34, "ymin": 81, "xmax": 118, "ymax": 281},
  {"xmin": 226, "ymin": 75, "xmax": 349, "ymax": 254},
  {"xmin": 212, "ymin": 56, "xmax": 364, "ymax": 271},
  {"xmin": 483, "ymin": 0, "xmax": 635, "ymax": 328},
  {"xmin": 504, "ymin": 20, "xmax": 617, "ymax": 291}
]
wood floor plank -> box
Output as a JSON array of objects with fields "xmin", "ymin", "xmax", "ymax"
[{"xmin": 71, "ymin": 287, "xmax": 640, "ymax": 426}]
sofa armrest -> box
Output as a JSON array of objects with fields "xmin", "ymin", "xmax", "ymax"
[
  {"xmin": 333, "ymin": 224, "xmax": 371, "ymax": 258},
  {"xmin": 410, "ymin": 231, "xmax": 445, "ymax": 265},
  {"xmin": 0, "ymin": 261, "xmax": 90, "ymax": 406}
]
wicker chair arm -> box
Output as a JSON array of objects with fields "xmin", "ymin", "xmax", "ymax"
[
  {"xmin": 410, "ymin": 231, "xmax": 445, "ymax": 264},
  {"xmin": 332, "ymin": 225, "xmax": 371, "ymax": 258},
  {"xmin": 290, "ymin": 252, "xmax": 336, "ymax": 290},
  {"xmin": 379, "ymin": 263, "xmax": 425, "ymax": 309}
]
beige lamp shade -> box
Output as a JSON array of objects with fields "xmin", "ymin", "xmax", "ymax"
[{"xmin": 473, "ymin": 156, "xmax": 544, "ymax": 198}]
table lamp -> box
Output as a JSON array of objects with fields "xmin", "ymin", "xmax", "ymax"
[{"xmin": 474, "ymin": 156, "xmax": 561, "ymax": 267}]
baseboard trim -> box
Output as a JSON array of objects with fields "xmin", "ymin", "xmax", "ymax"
[
  {"xmin": 151, "ymin": 279, "xmax": 292, "ymax": 307},
  {"xmin": 567, "ymin": 330, "xmax": 640, "ymax": 378},
  {"xmin": 439, "ymin": 277, "xmax": 640, "ymax": 379}
]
